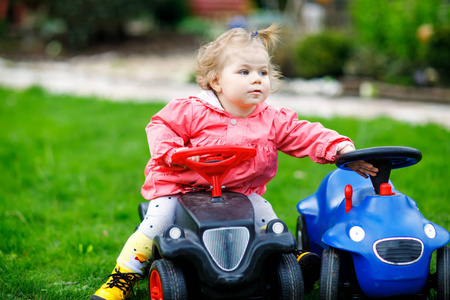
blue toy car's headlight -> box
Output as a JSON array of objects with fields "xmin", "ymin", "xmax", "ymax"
[
  {"xmin": 424, "ymin": 223, "xmax": 436, "ymax": 239},
  {"xmin": 349, "ymin": 225, "xmax": 365, "ymax": 242}
]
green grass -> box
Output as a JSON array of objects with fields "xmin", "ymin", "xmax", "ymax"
[{"xmin": 1, "ymin": 86, "xmax": 449, "ymax": 299}]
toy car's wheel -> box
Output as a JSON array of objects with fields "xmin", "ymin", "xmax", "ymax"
[
  {"xmin": 149, "ymin": 259, "xmax": 188, "ymax": 300},
  {"xmin": 437, "ymin": 246, "xmax": 450, "ymax": 300},
  {"xmin": 319, "ymin": 247, "xmax": 340, "ymax": 300},
  {"xmin": 296, "ymin": 215, "xmax": 310, "ymax": 251},
  {"xmin": 272, "ymin": 253, "xmax": 304, "ymax": 300}
]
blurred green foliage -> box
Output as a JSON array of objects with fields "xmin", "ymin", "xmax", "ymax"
[
  {"xmin": 348, "ymin": 0, "xmax": 450, "ymax": 85},
  {"xmin": 153, "ymin": 0, "xmax": 189, "ymax": 28},
  {"xmin": 2, "ymin": 0, "xmax": 449, "ymax": 86},
  {"xmin": 176, "ymin": 17, "xmax": 219, "ymax": 40},
  {"xmin": 281, "ymin": 0, "xmax": 450, "ymax": 86},
  {"xmin": 292, "ymin": 30, "xmax": 352, "ymax": 79},
  {"xmin": 428, "ymin": 25, "xmax": 450, "ymax": 83},
  {"xmin": 349, "ymin": 0, "xmax": 443, "ymax": 62},
  {"xmin": 45, "ymin": 0, "xmax": 188, "ymax": 49},
  {"xmin": 46, "ymin": 0, "xmax": 145, "ymax": 48}
]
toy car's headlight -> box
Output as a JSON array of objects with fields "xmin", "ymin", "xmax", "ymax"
[
  {"xmin": 424, "ymin": 223, "xmax": 436, "ymax": 239},
  {"xmin": 272, "ymin": 222, "xmax": 284, "ymax": 234},
  {"xmin": 166, "ymin": 225, "xmax": 184, "ymax": 239},
  {"xmin": 349, "ymin": 226, "xmax": 365, "ymax": 242},
  {"xmin": 267, "ymin": 220, "xmax": 287, "ymax": 234}
]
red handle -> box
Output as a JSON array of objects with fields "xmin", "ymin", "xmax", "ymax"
[
  {"xmin": 345, "ymin": 184, "xmax": 353, "ymax": 213},
  {"xmin": 172, "ymin": 146, "xmax": 256, "ymax": 197}
]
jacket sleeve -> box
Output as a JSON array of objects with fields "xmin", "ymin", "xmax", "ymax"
[
  {"xmin": 146, "ymin": 98, "xmax": 193, "ymax": 166},
  {"xmin": 274, "ymin": 108, "xmax": 353, "ymax": 164}
]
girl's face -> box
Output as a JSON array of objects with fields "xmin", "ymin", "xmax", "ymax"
[{"xmin": 210, "ymin": 45, "xmax": 271, "ymax": 118}]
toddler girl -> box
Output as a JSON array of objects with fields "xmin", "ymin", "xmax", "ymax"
[{"xmin": 91, "ymin": 23, "xmax": 377, "ymax": 300}]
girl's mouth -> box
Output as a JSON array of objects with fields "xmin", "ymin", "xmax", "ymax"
[{"xmin": 249, "ymin": 90, "xmax": 261, "ymax": 94}]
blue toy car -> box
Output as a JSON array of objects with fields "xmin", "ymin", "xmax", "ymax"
[{"xmin": 297, "ymin": 146, "xmax": 450, "ymax": 299}]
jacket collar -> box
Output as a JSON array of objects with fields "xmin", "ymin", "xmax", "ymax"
[{"xmin": 197, "ymin": 90, "xmax": 224, "ymax": 110}]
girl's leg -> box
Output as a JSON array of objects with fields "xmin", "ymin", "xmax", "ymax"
[
  {"xmin": 247, "ymin": 193, "xmax": 277, "ymax": 228},
  {"xmin": 92, "ymin": 195, "xmax": 178, "ymax": 300},
  {"xmin": 117, "ymin": 195, "xmax": 179, "ymax": 274}
]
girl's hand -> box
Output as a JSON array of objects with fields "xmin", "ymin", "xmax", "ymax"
[
  {"xmin": 172, "ymin": 148, "xmax": 200, "ymax": 169},
  {"xmin": 346, "ymin": 160, "xmax": 379, "ymax": 178},
  {"xmin": 338, "ymin": 144, "xmax": 379, "ymax": 178},
  {"xmin": 176, "ymin": 148, "xmax": 200, "ymax": 162}
]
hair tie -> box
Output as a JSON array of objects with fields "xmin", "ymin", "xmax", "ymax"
[{"xmin": 251, "ymin": 30, "xmax": 258, "ymax": 38}]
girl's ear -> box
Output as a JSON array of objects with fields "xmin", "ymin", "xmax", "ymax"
[{"xmin": 209, "ymin": 75, "xmax": 222, "ymax": 93}]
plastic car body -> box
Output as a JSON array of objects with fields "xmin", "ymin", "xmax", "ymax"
[
  {"xmin": 138, "ymin": 146, "xmax": 304, "ymax": 300},
  {"xmin": 297, "ymin": 146, "xmax": 450, "ymax": 299}
]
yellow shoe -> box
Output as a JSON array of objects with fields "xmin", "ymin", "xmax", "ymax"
[
  {"xmin": 294, "ymin": 249, "xmax": 321, "ymax": 293},
  {"xmin": 91, "ymin": 265, "xmax": 143, "ymax": 300}
]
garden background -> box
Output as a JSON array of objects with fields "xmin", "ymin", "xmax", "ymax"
[{"xmin": 1, "ymin": 0, "xmax": 449, "ymax": 299}]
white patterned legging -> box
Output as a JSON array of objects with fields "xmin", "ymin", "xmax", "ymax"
[{"xmin": 137, "ymin": 193, "xmax": 278, "ymax": 240}]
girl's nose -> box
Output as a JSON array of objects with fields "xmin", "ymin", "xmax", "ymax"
[{"xmin": 251, "ymin": 73, "xmax": 262, "ymax": 84}]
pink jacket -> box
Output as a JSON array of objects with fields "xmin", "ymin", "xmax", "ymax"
[{"xmin": 141, "ymin": 92, "xmax": 352, "ymax": 200}]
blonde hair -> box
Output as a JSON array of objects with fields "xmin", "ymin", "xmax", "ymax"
[{"xmin": 195, "ymin": 23, "xmax": 282, "ymax": 91}]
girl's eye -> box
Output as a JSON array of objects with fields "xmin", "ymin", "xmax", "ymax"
[
  {"xmin": 260, "ymin": 71, "xmax": 268, "ymax": 76},
  {"xmin": 239, "ymin": 70, "xmax": 249, "ymax": 75}
]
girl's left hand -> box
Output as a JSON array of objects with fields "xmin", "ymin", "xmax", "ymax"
[
  {"xmin": 338, "ymin": 144, "xmax": 379, "ymax": 178},
  {"xmin": 346, "ymin": 160, "xmax": 379, "ymax": 178}
]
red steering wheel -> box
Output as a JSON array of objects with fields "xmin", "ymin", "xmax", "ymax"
[{"xmin": 171, "ymin": 146, "xmax": 256, "ymax": 198}]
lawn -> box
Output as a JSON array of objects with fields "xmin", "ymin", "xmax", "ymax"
[{"xmin": 1, "ymin": 86, "xmax": 449, "ymax": 299}]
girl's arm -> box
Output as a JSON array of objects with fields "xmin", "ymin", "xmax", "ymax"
[
  {"xmin": 146, "ymin": 98, "xmax": 193, "ymax": 166},
  {"xmin": 274, "ymin": 108, "xmax": 352, "ymax": 163},
  {"xmin": 274, "ymin": 108, "xmax": 378, "ymax": 178}
]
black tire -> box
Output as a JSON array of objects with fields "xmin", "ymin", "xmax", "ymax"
[
  {"xmin": 437, "ymin": 246, "xmax": 450, "ymax": 300},
  {"xmin": 319, "ymin": 248, "xmax": 340, "ymax": 300},
  {"xmin": 149, "ymin": 259, "xmax": 188, "ymax": 300},
  {"xmin": 273, "ymin": 253, "xmax": 304, "ymax": 300},
  {"xmin": 296, "ymin": 215, "xmax": 310, "ymax": 251}
]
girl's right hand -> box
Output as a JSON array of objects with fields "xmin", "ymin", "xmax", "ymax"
[
  {"xmin": 176, "ymin": 148, "xmax": 200, "ymax": 162},
  {"xmin": 172, "ymin": 148, "xmax": 200, "ymax": 169}
]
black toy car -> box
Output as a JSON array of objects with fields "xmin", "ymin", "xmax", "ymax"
[{"xmin": 137, "ymin": 146, "xmax": 304, "ymax": 300}]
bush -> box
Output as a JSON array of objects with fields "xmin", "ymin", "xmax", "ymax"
[
  {"xmin": 428, "ymin": 25, "xmax": 450, "ymax": 83},
  {"xmin": 176, "ymin": 17, "xmax": 216, "ymax": 40},
  {"xmin": 344, "ymin": 45, "xmax": 416, "ymax": 86},
  {"xmin": 153, "ymin": 0, "xmax": 189, "ymax": 28},
  {"xmin": 47, "ymin": 0, "xmax": 154, "ymax": 49},
  {"xmin": 46, "ymin": 0, "xmax": 188, "ymax": 50},
  {"xmin": 349, "ymin": 0, "xmax": 450, "ymax": 86},
  {"xmin": 349, "ymin": 0, "xmax": 445, "ymax": 62},
  {"xmin": 292, "ymin": 31, "xmax": 352, "ymax": 79}
]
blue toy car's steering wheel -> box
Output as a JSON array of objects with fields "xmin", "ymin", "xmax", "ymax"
[
  {"xmin": 336, "ymin": 146, "xmax": 422, "ymax": 194},
  {"xmin": 336, "ymin": 146, "xmax": 422, "ymax": 170}
]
